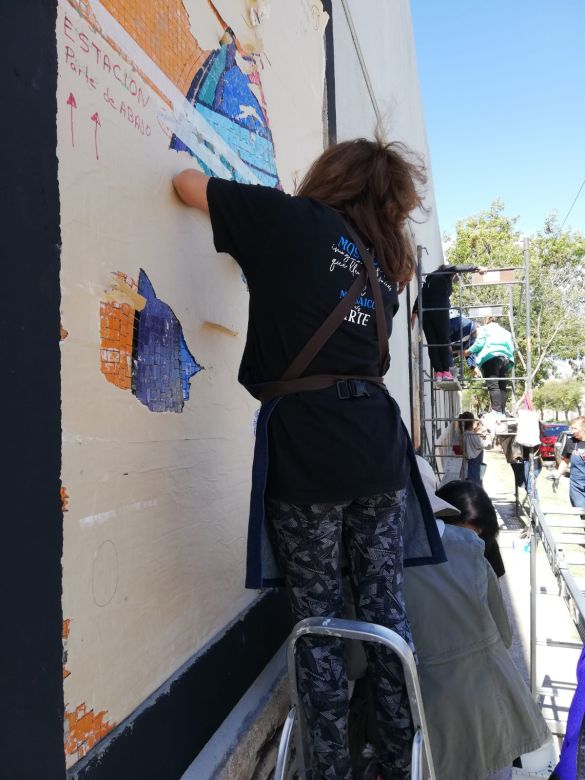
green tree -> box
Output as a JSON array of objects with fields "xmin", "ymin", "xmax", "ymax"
[
  {"xmin": 557, "ymin": 379, "xmax": 584, "ymax": 419},
  {"xmin": 446, "ymin": 202, "xmax": 585, "ymax": 402},
  {"xmin": 530, "ymin": 379, "xmax": 583, "ymax": 420},
  {"xmin": 533, "ymin": 383, "xmax": 552, "ymax": 418},
  {"xmin": 462, "ymin": 385, "xmax": 489, "ymax": 415}
]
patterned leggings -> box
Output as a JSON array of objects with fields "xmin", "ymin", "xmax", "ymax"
[{"xmin": 266, "ymin": 491, "xmax": 413, "ymax": 780}]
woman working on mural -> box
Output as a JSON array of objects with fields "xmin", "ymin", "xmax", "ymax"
[{"xmin": 172, "ymin": 137, "xmax": 445, "ymax": 779}]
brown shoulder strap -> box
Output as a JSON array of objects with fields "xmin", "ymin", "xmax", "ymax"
[
  {"xmin": 343, "ymin": 224, "xmax": 389, "ymax": 374},
  {"xmin": 280, "ymin": 267, "xmax": 366, "ymax": 381},
  {"xmin": 279, "ymin": 221, "xmax": 390, "ymax": 383}
]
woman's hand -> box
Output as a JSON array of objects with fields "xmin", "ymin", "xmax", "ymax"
[{"xmin": 172, "ymin": 169, "xmax": 210, "ymax": 213}]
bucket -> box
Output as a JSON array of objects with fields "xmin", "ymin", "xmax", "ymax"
[{"xmin": 513, "ymin": 537, "xmax": 531, "ymax": 554}]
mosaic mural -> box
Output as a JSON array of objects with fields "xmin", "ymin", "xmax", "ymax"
[
  {"xmin": 63, "ymin": 620, "xmax": 116, "ymax": 760},
  {"xmin": 170, "ymin": 38, "xmax": 281, "ymax": 188},
  {"xmin": 66, "ymin": 0, "xmax": 282, "ymax": 187},
  {"xmin": 64, "ymin": 0, "xmax": 281, "ymax": 413},
  {"xmin": 100, "ymin": 270, "xmax": 203, "ymax": 412},
  {"xmin": 59, "ymin": 0, "xmax": 319, "ymax": 767}
]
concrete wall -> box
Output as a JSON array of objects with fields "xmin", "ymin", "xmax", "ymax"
[
  {"xmin": 57, "ymin": 0, "xmax": 328, "ymax": 769},
  {"xmin": 54, "ymin": 0, "xmax": 449, "ymax": 774},
  {"xmin": 3, "ymin": 2, "xmax": 450, "ymax": 777}
]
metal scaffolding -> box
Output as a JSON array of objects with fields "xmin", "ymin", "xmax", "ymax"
[
  {"xmin": 415, "ymin": 239, "xmax": 534, "ymax": 481},
  {"xmin": 414, "ymin": 240, "xmax": 564, "ymax": 698}
]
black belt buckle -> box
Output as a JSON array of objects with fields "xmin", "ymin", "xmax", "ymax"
[
  {"xmin": 337, "ymin": 380, "xmax": 351, "ymax": 399},
  {"xmin": 336, "ymin": 379, "xmax": 370, "ymax": 399}
]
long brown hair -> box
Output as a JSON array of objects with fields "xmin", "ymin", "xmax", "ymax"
[{"xmin": 296, "ymin": 136, "xmax": 427, "ymax": 288}]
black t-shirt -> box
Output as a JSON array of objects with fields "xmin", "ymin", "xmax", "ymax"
[
  {"xmin": 207, "ymin": 178, "xmax": 409, "ymax": 503},
  {"xmin": 412, "ymin": 266, "xmax": 476, "ymax": 314},
  {"xmin": 563, "ymin": 437, "xmax": 585, "ymax": 461},
  {"xmin": 421, "ymin": 268, "xmax": 456, "ymax": 308},
  {"xmin": 522, "ymin": 444, "xmax": 542, "ymax": 466}
]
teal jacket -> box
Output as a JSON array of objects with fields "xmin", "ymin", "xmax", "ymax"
[{"xmin": 468, "ymin": 322, "xmax": 514, "ymax": 366}]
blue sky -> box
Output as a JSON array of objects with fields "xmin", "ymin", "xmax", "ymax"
[{"xmin": 410, "ymin": 0, "xmax": 585, "ymax": 239}]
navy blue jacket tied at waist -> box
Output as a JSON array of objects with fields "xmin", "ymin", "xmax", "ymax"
[
  {"xmin": 245, "ymin": 393, "xmax": 446, "ymax": 589},
  {"xmin": 243, "ymin": 223, "xmax": 445, "ymax": 588}
]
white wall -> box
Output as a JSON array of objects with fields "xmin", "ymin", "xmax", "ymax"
[
  {"xmin": 332, "ymin": 0, "xmax": 446, "ymax": 437},
  {"xmin": 58, "ymin": 0, "xmax": 448, "ymax": 766},
  {"xmin": 333, "ymin": 0, "xmax": 450, "ymax": 450}
]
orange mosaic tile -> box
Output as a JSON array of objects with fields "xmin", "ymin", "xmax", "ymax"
[
  {"xmin": 62, "ymin": 620, "xmax": 71, "ymax": 680},
  {"xmin": 62, "ymin": 621, "xmax": 116, "ymax": 760},
  {"xmin": 66, "ymin": 0, "xmax": 166, "ymax": 104},
  {"xmin": 99, "ymin": 300, "xmax": 135, "ymax": 390},
  {"xmin": 97, "ymin": 0, "xmax": 209, "ymax": 94},
  {"xmin": 64, "ymin": 703, "xmax": 116, "ymax": 760}
]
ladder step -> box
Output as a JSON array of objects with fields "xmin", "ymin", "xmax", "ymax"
[
  {"xmin": 560, "ymin": 555, "xmax": 585, "ymax": 566},
  {"xmin": 543, "ymin": 509, "xmax": 585, "ymax": 516},
  {"xmin": 433, "ymin": 380, "xmax": 461, "ymax": 390},
  {"xmin": 542, "ymin": 519, "xmax": 585, "ymax": 528},
  {"xmin": 552, "ymin": 533, "xmax": 585, "ymax": 544}
]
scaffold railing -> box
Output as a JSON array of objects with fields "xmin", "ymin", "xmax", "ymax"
[{"xmin": 415, "ymin": 240, "xmax": 533, "ymax": 482}]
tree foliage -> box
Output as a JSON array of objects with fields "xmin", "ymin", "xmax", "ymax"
[
  {"xmin": 446, "ymin": 201, "xmax": 585, "ymax": 401},
  {"xmin": 533, "ymin": 379, "xmax": 584, "ymax": 420}
]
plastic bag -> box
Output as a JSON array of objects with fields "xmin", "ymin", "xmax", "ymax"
[{"xmin": 515, "ymin": 409, "xmax": 541, "ymax": 448}]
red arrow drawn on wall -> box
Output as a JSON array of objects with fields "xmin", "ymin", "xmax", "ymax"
[
  {"xmin": 67, "ymin": 92, "xmax": 77, "ymax": 147},
  {"xmin": 90, "ymin": 112, "xmax": 101, "ymax": 160}
]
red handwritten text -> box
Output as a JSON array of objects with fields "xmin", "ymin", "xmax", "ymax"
[
  {"xmin": 64, "ymin": 14, "xmax": 151, "ymax": 108},
  {"xmin": 103, "ymin": 88, "xmax": 152, "ymax": 137},
  {"xmin": 65, "ymin": 45, "xmax": 97, "ymax": 90},
  {"xmin": 67, "ymin": 92, "xmax": 77, "ymax": 146},
  {"xmin": 90, "ymin": 112, "xmax": 101, "ymax": 160}
]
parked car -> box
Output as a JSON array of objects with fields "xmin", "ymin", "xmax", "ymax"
[
  {"xmin": 554, "ymin": 429, "xmax": 571, "ymax": 472},
  {"xmin": 541, "ymin": 423, "xmax": 569, "ymax": 460}
]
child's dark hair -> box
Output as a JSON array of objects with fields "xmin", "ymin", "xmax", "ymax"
[
  {"xmin": 459, "ymin": 411, "xmax": 475, "ymax": 431},
  {"xmin": 435, "ymin": 479, "xmax": 499, "ymax": 546}
]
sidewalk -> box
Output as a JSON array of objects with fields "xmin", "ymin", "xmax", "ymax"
[{"xmin": 482, "ymin": 447, "xmax": 583, "ymax": 771}]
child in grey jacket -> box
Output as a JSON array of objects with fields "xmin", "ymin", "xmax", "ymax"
[{"xmin": 403, "ymin": 471, "xmax": 550, "ymax": 780}]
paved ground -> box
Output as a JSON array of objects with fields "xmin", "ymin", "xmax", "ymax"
[{"xmin": 481, "ymin": 447, "xmax": 584, "ymax": 772}]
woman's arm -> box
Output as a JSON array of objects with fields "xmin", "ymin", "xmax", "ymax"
[
  {"xmin": 172, "ymin": 169, "xmax": 210, "ymax": 213},
  {"xmin": 466, "ymin": 328, "xmax": 486, "ymax": 356},
  {"xmin": 411, "ymin": 298, "xmax": 419, "ymax": 328},
  {"xmin": 551, "ymin": 457, "xmax": 570, "ymax": 480},
  {"xmin": 450, "ymin": 265, "xmax": 481, "ymax": 274}
]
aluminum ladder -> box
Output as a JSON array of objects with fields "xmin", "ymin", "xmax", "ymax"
[{"xmin": 274, "ymin": 617, "xmax": 436, "ymax": 780}]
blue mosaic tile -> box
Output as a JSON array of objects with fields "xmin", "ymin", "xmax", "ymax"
[{"xmin": 133, "ymin": 269, "xmax": 203, "ymax": 413}]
